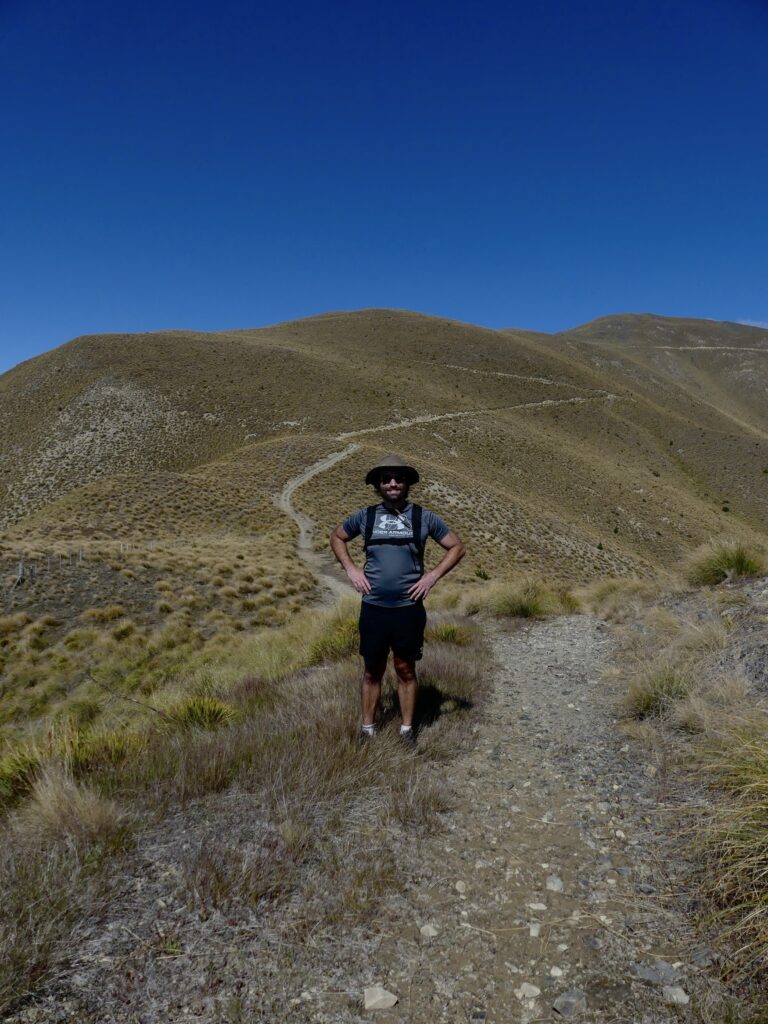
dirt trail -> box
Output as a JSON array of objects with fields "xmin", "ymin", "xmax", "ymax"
[
  {"xmin": 335, "ymin": 395, "xmax": 620, "ymax": 440},
  {"xmin": 329, "ymin": 614, "xmax": 723, "ymax": 1023},
  {"xmin": 267, "ymin": 443, "xmax": 731, "ymax": 1022},
  {"xmin": 276, "ymin": 444, "xmax": 359, "ymax": 602}
]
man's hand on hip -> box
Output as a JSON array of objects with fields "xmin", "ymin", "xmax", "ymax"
[
  {"xmin": 408, "ymin": 571, "xmax": 439, "ymax": 602},
  {"xmin": 346, "ymin": 566, "xmax": 371, "ymax": 594}
]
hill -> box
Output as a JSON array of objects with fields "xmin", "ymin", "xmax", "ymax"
[{"xmin": 1, "ymin": 309, "xmax": 767, "ymax": 736}]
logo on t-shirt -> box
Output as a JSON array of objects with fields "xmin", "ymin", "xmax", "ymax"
[{"xmin": 370, "ymin": 509, "xmax": 413, "ymax": 541}]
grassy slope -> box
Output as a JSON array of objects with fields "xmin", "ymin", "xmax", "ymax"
[{"xmin": 1, "ymin": 308, "xmax": 767, "ymax": 740}]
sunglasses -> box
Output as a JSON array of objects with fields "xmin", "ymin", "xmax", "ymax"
[{"xmin": 378, "ymin": 472, "xmax": 406, "ymax": 484}]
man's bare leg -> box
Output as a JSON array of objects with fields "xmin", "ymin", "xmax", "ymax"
[
  {"xmin": 393, "ymin": 655, "xmax": 418, "ymax": 728},
  {"xmin": 362, "ymin": 658, "xmax": 387, "ymax": 728}
]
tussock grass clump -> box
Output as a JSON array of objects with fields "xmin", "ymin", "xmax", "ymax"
[
  {"xmin": 699, "ymin": 727, "xmax": 768, "ymax": 977},
  {"xmin": 16, "ymin": 769, "xmax": 133, "ymax": 854},
  {"xmin": 0, "ymin": 595, "xmax": 489, "ymax": 1007},
  {"xmin": 623, "ymin": 660, "xmax": 692, "ymax": 718},
  {"xmin": 0, "ymin": 613, "xmax": 32, "ymax": 637},
  {"xmin": 425, "ymin": 620, "xmax": 473, "ymax": 645},
  {"xmin": 0, "ymin": 834, "xmax": 106, "ymax": 1014},
  {"xmin": 686, "ymin": 542, "xmax": 766, "ymax": 587},
  {"xmin": 171, "ymin": 695, "xmax": 239, "ymax": 730},
  {"xmin": 0, "ymin": 747, "xmax": 41, "ymax": 807},
  {"xmin": 307, "ymin": 604, "xmax": 359, "ymax": 664},
  {"xmin": 577, "ymin": 577, "xmax": 666, "ymax": 622},
  {"xmin": 464, "ymin": 578, "xmax": 578, "ymax": 619},
  {"xmin": 670, "ymin": 676, "xmax": 749, "ymax": 735},
  {"xmin": 64, "ymin": 727, "xmax": 147, "ymax": 777},
  {"xmin": 81, "ymin": 605, "xmax": 126, "ymax": 624}
]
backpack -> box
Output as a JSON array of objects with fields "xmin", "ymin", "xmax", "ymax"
[{"xmin": 363, "ymin": 503, "xmax": 424, "ymax": 573}]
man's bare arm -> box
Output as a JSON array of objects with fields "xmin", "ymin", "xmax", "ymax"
[
  {"xmin": 330, "ymin": 525, "xmax": 371, "ymax": 595},
  {"xmin": 407, "ymin": 530, "xmax": 465, "ymax": 602}
]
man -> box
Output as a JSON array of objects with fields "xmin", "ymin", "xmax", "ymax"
[{"xmin": 330, "ymin": 455, "xmax": 465, "ymax": 744}]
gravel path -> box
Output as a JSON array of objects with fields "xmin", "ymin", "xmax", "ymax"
[{"xmin": 315, "ymin": 613, "xmax": 721, "ymax": 1024}]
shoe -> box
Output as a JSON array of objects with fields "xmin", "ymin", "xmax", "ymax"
[
  {"xmin": 358, "ymin": 728, "xmax": 375, "ymax": 746},
  {"xmin": 399, "ymin": 729, "xmax": 417, "ymax": 749}
]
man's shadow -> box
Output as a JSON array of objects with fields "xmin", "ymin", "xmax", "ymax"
[{"xmin": 379, "ymin": 673, "xmax": 473, "ymax": 733}]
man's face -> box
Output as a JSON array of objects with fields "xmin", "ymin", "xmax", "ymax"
[{"xmin": 376, "ymin": 470, "xmax": 409, "ymax": 504}]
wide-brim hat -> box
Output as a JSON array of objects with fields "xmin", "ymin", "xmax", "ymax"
[{"xmin": 365, "ymin": 455, "xmax": 420, "ymax": 486}]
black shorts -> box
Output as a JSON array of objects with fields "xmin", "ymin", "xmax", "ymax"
[{"xmin": 359, "ymin": 602, "xmax": 427, "ymax": 665}]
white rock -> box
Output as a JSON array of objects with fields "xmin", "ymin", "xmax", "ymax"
[
  {"xmin": 515, "ymin": 983, "xmax": 541, "ymax": 1000},
  {"xmin": 662, "ymin": 986, "xmax": 690, "ymax": 1006},
  {"xmin": 546, "ymin": 875, "xmax": 564, "ymax": 892},
  {"xmin": 550, "ymin": 966, "xmax": 564, "ymax": 977},
  {"xmin": 364, "ymin": 985, "xmax": 398, "ymax": 1010},
  {"xmin": 529, "ymin": 923, "xmax": 541, "ymax": 938},
  {"xmin": 455, "ymin": 880, "xmax": 467, "ymax": 894},
  {"xmin": 420, "ymin": 924, "xmax": 439, "ymax": 939},
  {"xmin": 527, "ymin": 902, "xmax": 547, "ymax": 911}
]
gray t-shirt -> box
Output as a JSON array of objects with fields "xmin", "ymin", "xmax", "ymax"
[{"xmin": 342, "ymin": 503, "xmax": 450, "ymax": 607}]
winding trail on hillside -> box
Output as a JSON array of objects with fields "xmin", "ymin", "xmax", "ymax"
[
  {"xmin": 276, "ymin": 443, "xmax": 360, "ymax": 602},
  {"xmin": 443, "ymin": 364, "xmax": 585, "ymax": 387},
  {"xmin": 335, "ymin": 393, "xmax": 620, "ymax": 440},
  {"xmin": 276, "ymin": 390, "xmax": 623, "ymax": 599}
]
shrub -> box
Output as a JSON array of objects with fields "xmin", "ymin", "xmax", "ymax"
[{"xmin": 686, "ymin": 543, "xmax": 766, "ymax": 586}]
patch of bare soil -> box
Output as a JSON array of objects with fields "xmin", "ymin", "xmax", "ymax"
[{"xmin": 7, "ymin": 613, "xmax": 750, "ymax": 1024}]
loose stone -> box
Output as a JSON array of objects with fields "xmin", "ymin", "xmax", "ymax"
[
  {"xmin": 364, "ymin": 985, "xmax": 398, "ymax": 1010},
  {"xmin": 515, "ymin": 982, "xmax": 541, "ymax": 1000},
  {"xmin": 553, "ymin": 989, "xmax": 588, "ymax": 1018},
  {"xmin": 662, "ymin": 986, "xmax": 690, "ymax": 1006},
  {"xmin": 546, "ymin": 875, "xmax": 564, "ymax": 892}
]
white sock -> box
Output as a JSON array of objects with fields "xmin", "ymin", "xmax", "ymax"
[
  {"xmin": 362, "ymin": 723, "xmax": 375, "ymax": 736},
  {"xmin": 400, "ymin": 725, "xmax": 412, "ymax": 735}
]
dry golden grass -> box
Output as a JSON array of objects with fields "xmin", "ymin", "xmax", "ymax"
[
  {"xmin": 0, "ymin": 598, "xmax": 489, "ymax": 1012},
  {"xmin": 686, "ymin": 541, "xmax": 767, "ymax": 586},
  {"xmin": 462, "ymin": 577, "xmax": 579, "ymax": 618},
  {"xmin": 577, "ymin": 577, "xmax": 672, "ymax": 622},
  {"xmin": 697, "ymin": 722, "xmax": 768, "ymax": 980},
  {"xmin": 15, "ymin": 768, "xmax": 133, "ymax": 852},
  {"xmin": 610, "ymin": 575, "xmax": 768, "ymax": 980}
]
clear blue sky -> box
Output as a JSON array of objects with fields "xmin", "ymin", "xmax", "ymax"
[{"xmin": 2, "ymin": 0, "xmax": 767, "ymax": 373}]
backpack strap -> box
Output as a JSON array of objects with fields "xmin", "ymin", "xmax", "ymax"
[
  {"xmin": 411, "ymin": 503, "xmax": 424, "ymax": 573},
  {"xmin": 363, "ymin": 505, "xmax": 377, "ymax": 550}
]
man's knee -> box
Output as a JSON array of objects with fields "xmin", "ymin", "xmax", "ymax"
[
  {"xmin": 363, "ymin": 658, "xmax": 387, "ymax": 684},
  {"xmin": 393, "ymin": 655, "xmax": 417, "ymax": 683}
]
